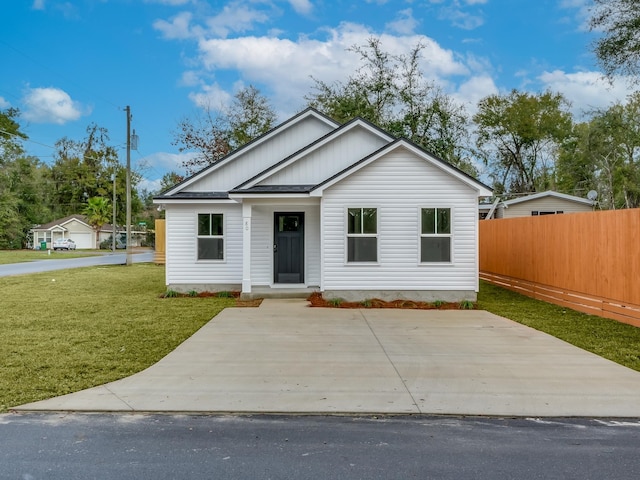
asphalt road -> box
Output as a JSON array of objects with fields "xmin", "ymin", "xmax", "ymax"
[
  {"xmin": 1, "ymin": 414, "xmax": 639, "ymax": 479},
  {"xmin": 0, "ymin": 251, "xmax": 155, "ymax": 277}
]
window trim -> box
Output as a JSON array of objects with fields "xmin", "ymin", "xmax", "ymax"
[
  {"xmin": 419, "ymin": 207, "xmax": 453, "ymax": 264},
  {"xmin": 345, "ymin": 207, "xmax": 379, "ymax": 264},
  {"xmin": 196, "ymin": 213, "xmax": 225, "ymax": 262}
]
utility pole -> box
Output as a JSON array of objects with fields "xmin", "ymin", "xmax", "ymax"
[
  {"xmin": 125, "ymin": 106, "xmax": 132, "ymax": 266},
  {"xmin": 112, "ymin": 172, "xmax": 117, "ymax": 253}
]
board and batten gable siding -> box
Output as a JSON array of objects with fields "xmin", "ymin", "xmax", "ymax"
[
  {"xmin": 498, "ymin": 197, "xmax": 593, "ymax": 218},
  {"xmin": 257, "ymin": 126, "xmax": 389, "ymax": 186},
  {"xmin": 321, "ymin": 147, "xmax": 479, "ymax": 292},
  {"xmin": 183, "ymin": 116, "xmax": 335, "ymax": 193},
  {"xmin": 249, "ymin": 204, "xmax": 321, "ymax": 286},
  {"xmin": 165, "ymin": 203, "xmax": 243, "ymax": 287}
]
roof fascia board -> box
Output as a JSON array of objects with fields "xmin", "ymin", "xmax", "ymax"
[
  {"xmin": 162, "ymin": 108, "xmax": 340, "ymax": 196},
  {"xmin": 229, "ymin": 193, "xmax": 311, "ymax": 200},
  {"xmin": 503, "ymin": 191, "xmax": 593, "ymax": 206},
  {"xmin": 59, "ymin": 217, "xmax": 92, "ymax": 228},
  {"xmin": 154, "ymin": 198, "xmax": 237, "ymax": 205},
  {"xmin": 234, "ymin": 118, "xmax": 395, "ymax": 191}
]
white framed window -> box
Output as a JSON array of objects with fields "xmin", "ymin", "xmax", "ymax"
[
  {"xmin": 347, "ymin": 207, "xmax": 377, "ymax": 262},
  {"xmin": 420, "ymin": 207, "xmax": 451, "ymax": 263},
  {"xmin": 197, "ymin": 213, "xmax": 224, "ymax": 260},
  {"xmin": 37, "ymin": 233, "xmax": 52, "ymax": 243}
]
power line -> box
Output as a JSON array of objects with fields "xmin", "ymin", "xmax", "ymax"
[{"xmin": 0, "ymin": 128, "xmax": 56, "ymax": 150}]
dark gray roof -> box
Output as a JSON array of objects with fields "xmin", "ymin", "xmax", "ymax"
[
  {"xmin": 153, "ymin": 191, "xmax": 230, "ymax": 200},
  {"xmin": 229, "ymin": 185, "xmax": 315, "ymax": 194}
]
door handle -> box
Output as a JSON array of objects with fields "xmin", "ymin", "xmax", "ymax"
[{"xmin": 273, "ymin": 244, "xmax": 277, "ymax": 252}]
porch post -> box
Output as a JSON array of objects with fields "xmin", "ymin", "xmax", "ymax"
[{"xmin": 242, "ymin": 202, "xmax": 252, "ymax": 294}]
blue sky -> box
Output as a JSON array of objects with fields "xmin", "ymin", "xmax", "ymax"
[{"xmin": 1, "ymin": 0, "xmax": 636, "ymax": 191}]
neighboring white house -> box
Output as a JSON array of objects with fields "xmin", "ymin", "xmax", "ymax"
[
  {"xmin": 492, "ymin": 191, "xmax": 595, "ymax": 219},
  {"xmin": 31, "ymin": 215, "xmax": 96, "ymax": 249},
  {"xmin": 31, "ymin": 216, "xmax": 147, "ymax": 249},
  {"xmin": 154, "ymin": 108, "xmax": 492, "ymax": 301}
]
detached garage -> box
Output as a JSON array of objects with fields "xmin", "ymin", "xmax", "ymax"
[{"xmin": 31, "ymin": 215, "xmax": 97, "ymax": 249}]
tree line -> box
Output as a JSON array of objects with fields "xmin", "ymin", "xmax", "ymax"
[
  {"xmin": 3, "ymin": 1, "xmax": 639, "ymax": 248},
  {"xmin": 170, "ymin": 36, "xmax": 640, "ymax": 211},
  {"xmin": 0, "ymin": 111, "xmax": 148, "ymax": 249}
]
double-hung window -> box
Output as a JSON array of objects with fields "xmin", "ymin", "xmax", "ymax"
[
  {"xmin": 420, "ymin": 208, "xmax": 451, "ymax": 263},
  {"xmin": 197, "ymin": 213, "xmax": 224, "ymax": 260},
  {"xmin": 347, "ymin": 208, "xmax": 377, "ymax": 262}
]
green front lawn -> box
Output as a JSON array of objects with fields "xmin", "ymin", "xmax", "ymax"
[
  {"xmin": 0, "ymin": 264, "xmax": 234, "ymax": 411},
  {"xmin": 0, "ymin": 249, "xmax": 101, "ymax": 264}
]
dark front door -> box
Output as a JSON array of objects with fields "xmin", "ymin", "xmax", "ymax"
[{"xmin": 274, "ymin": 212, "xmax": 304, "ymax": 284}]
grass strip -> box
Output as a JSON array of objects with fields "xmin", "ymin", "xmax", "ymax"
[
  {"xmin": 478, "ymin": 280, "xmax": 640, "ymax": 372},
  {"xmin": 0, "ymin": 264, "xmax": 234, "ymax": 411},
  {"xmin": 0, "ymin": 250, "xmax": 102, "ymax": 264}
]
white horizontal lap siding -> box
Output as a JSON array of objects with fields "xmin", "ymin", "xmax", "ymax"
[
  {"xmin": 250, "ymin": 204, "xmax": 321, "ymax": 286},
  {"xmin": 322, "ymin": 149, "xmax": 479, "ymax": 291},
  {"xmin": 165, "ymin": 204, "xmax": 242, "ymax": 285},
  {"xmin": 184, "ymin": 117, "xmax": 335, "ymax": 192},
  {"xmin": 259, "ymin": 127, "xmax": 389, "ymax": 186}
]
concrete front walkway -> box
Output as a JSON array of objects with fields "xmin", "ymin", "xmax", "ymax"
[{"xmin": 15, "ymin": 299, "xmax": 640, "ymax": 417}]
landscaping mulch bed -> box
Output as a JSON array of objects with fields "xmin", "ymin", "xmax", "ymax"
[
  {"xmin": 159, "ymin": 290, "xmax": 262, "ymax": 307},
  {"xmin": 307, "ymin": 292, "xmax": 474, "ymax": 310}
]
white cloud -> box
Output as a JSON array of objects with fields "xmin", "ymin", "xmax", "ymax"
[
  {"xmin": 142, "ymin": 151, "xmax": 195, "ymax": 171},
  {"xmin": 288, "ymin": 0, "xmax": 313, "ymax": 15},
  {"xmin": 538, "ymin": 70, "xmax": 634, "ymax": 118},
  {"xmin": 385, "ymin": 9, "xmax": 419, "ymax": 35},
  {"xmin": 22, "ymin": 87, "xmax": 87, "ymax": 124},
  {"xmin": 204, "ymin": 3, "xmax": 271, "ymax": 38},
  {"xmin": 155, "ymin": 3, "xmax": 274, "ymax": 40},
  {"xmin": 453, "ymin": 75, "xmax": 499, "ymax": 112},
  {"xmin": 188, "ymin": 83, "xmax": 233, "ymax": 110},
  {"xmin": 32, "ymin": 0, "xmax": 45, "ymax": 10},
  {"xmin": 179, "ymin": 70, "xmax": 202, "ymax": 87},
  {"xmin": 0, "ymin": 97, "xmax": 10, "ymax": 108},
  {"xmin": 439, "ymin": 7, "xmax": 484, "ymax": 30},
  {"xmin": 194, "ymin": 23, "xmax": 468, "ymax": 105},
  {"xmin": 153, "ymin": 12, "xmax": 198, "ymax": 39}
]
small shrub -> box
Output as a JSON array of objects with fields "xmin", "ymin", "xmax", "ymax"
[
  {"xmin": 217, "ymin": 291, "xmax": 233, "ymax": 298},
  {"xmin": 459, "ymin": 300, "xmax": 475, "ymax": 310},
  {"xmin": 328, "ymin": 298, "xmax": 343, "ymax": 307},
  {"xmin": 187, "ymin": 290, "xmax": 198, "ymax": 297},
  {"xmin": 164, "ymin": 289, "xmax": 179, "ymax": 298},
  {"xmin": 432, "ymin": 300, "xmax": 444, "ymax": 308},
  {"xmin": 361, "ymin": 299, "xmax": 372, "ymax": 308}
]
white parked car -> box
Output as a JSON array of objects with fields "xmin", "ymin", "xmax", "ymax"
[{"xmin": 53, "ymin": 238, "xmax": 77, "ymax": 250}]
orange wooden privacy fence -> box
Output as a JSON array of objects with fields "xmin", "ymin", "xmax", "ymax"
[{"xmin": 479, "ymin": 209, "xmax": 640, "ymax": 327}]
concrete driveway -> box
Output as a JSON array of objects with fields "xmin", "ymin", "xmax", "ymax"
[{"xmin": 15, "ymin": 299, "xmax": 640, "ymax": 417}]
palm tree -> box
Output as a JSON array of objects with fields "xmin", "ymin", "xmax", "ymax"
[{"xmin": 83, "ymin": 197, "xmax": 111, "ymax": 248}]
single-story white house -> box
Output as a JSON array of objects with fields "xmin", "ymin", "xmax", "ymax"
[
  {"xmin": 154, "ymin": 108, "xmax": 492, "ymax": 301},
  {"xmin": 31, "ymin": 215, "xmax": 96, "ymax": 249},
  {"xmin": 484, "ymin": 191, "xmax": 595, "ymax": 219},
  {"xmin": 31, "ymin": 215, "xmax": 146, "ymax": 249}
]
